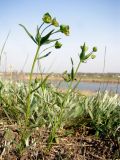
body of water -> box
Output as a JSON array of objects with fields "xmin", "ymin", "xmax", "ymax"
[{"xmin": 51, "ymin": 81, "xmax": 120, "ymax": 94}]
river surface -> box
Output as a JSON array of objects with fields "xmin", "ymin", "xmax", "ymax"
[{"xmin": 51, "ymin": 81, "xmax": 120, "ymax": 94}]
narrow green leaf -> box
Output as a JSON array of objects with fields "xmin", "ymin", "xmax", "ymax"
[
  {"xmin": 71, "ymin": 67, "xmax": 74, "ymax": 81},
  {"xmin": 40, "ymin": 29, "xmax": 54, "ymax": 45},
  {"xmin": 19, "ymin": 24, "xmax": 37, "ymax": 44},
  {"xmin": 35, "ymin": 26, "xmax": 41, "ymax": 45},
  {"xmin": 71, "ymin": 57, "xmax": 74, "ymax": 65},
  {"xmin": 30, "ymin": 74, "xmax": 51, "ymax": 94},
  {"xmin": 37, "ymin": 52, "xmax": 51, "ymax": 59},
  {"xmin": 44, "ymin": 38, "xmax": 61, "ymax": 45},
  {"xmin": 80, "ymin": 50, "xmax": 85, "ymax": 61}
]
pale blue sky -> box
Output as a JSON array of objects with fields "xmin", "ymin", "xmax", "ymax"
[{"xmin": 0, "ymin": 0, "xmax": 120, "ymax": 73}]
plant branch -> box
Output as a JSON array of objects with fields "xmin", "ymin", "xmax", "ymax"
[
  {"xmin": 26, "ymin": 45, "xmax": 40, "ymax": 126},
  {"xmin": 41, "ymin": 24, "xmax": 52, "ymax": 35}
]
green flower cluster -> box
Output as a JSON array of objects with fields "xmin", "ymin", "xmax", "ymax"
[
  {"xmin": 80, "ymin": 43, "xmax": 97, "ymax": 62},
  {"xmin": 60, "ymin": 25, "xmax": 70, "ymax": 36},
  {"xmin": 42, "ymin": 13, "xmax": 70, "ymax": 36},
  {"xmin": 55, "ymin": 41, "xmax": 62, "ymax": 49}
]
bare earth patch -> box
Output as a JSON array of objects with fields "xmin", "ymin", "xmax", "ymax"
[{"xmin": 0, "ymin": 126, "xmax": 119, "ymax": 160}]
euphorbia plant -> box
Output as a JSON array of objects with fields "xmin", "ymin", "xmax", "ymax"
[
  {"xmin": 19, "ymin": 12, "xmax": 97, "ymax": 152},
  {"xmin": 48, "ymin": 43, "xmax": 97, "ymax": 148},
  {"xmin": 20, "ymin": 12, "xmax": 70, "ymax": 127}
]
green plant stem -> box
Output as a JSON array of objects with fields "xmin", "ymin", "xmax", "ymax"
[
  {"xmin": 26, "ymin": 45, "xmax": 40, "ymax": 126},
  {"xmin": 41, "ymin": 24, "xmax": 52, "ymax": 35},
  {"xmin": 74, "ymin": 60, "xmax": 81, "ymax": 77},
  {"xmin": 57, "ymin": 61, "xmax": 82, "ymax": 124},
  {"xmin": 38, "ymin": 22, "xmax": 44, "ymax": 30},
  {"xmin": 52, "ymin": 30, "xmax": 60, "ymax": 35},
  {"xmin": 40, "ymin": 45, "xmax": 54, "ymax": 54},
  {"xmin": 48, "ymin": 60, "xmax": 82, "ymax": 148}
]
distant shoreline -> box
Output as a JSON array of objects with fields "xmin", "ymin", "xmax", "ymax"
[
  {"xmin": 48, "ymin": 77, "xmax": 120, "ymax": 84},
  {"xmin": 0, "ymin": 72, "xmax": 120, "ymax": 84}
]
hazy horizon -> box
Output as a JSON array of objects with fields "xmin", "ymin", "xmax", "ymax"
[{"xmin": 0, "ymin": 0, "xmax": 120, "ymax": 73}]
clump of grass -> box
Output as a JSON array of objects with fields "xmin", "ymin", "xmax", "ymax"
[
  {"xmin": 0, "ymin": 80, "xmax": 120, "ymax": 155},
  {"xmin": 63, "ymin": 91, "xmax": 120, "ymax": 139}
]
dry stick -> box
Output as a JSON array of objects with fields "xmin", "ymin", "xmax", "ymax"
[
  {"xmin": 37, "ymin": 58, "xmax": 41, "ymax": 73},
  {"xmin": 103, "ymin": 46, "xmax": 107, "ymax": 73},
  {"xmin": 3, "ymin": 51, "xmax": 7, "ymax": 77},
  {"xmin": 89, "ymin": 153, "xmax": 106, "ymax": 160},
  {"xmin": 46, "ymin": 56, "xmax": 56, "ymax": 73},
  {"xmin": 102, "ymin": 46, "xmax": 111, "ymax": 94},
  {"xmin": 0, "ymin": 32, "xmax": 10, "ymax": 66},
  {"xmin": 24, "ymin": 139, "xmax": 94, "ymax": 152},
  {"xmin": 21, "ymin": 53, "xmax": 29, "ymax": 73},
  {"xmin": 98, "ymin": 46, "xmax": 107, "ymax": 94}
]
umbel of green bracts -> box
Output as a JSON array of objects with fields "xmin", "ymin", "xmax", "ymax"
[
  {"xmin": 80, "ymin": 43, "xmax": 97, "ymax": 62},
  {"xmin": 42, "ymin": 13, "xmax": 52, "ymax": 23},
  {"xmin": 55, "ymin": 41, "xmax": 62, "ymax": 49},
  {"xmin": 62, "ymin": 58, "xmax": 75, "ymax": 82},
  {"xmin": 91, "ymin": 54, "xmax": 96, "ymax": 59},
  {"xmin": 52, "ymin": 18, "xmax": 59, "ymax": 27},
  {"xmin": 62, "ymin": 71, "xmax": 71, "ymax": 82},
  {"xmin": 60, "ymin": 25, "xmax": 70, "ymax": 36},
  {"xmin": 63, "ymin": 43, "xmax": 97, "ymax": 82},
  {"xmin": 93, "ymin": 47, "xmax": 97, "ymax": 52},
  {"xmin": 43, "ymin": 13, "xmax": 59, "ymax": 27},
  {"xmin": 19, "ymin": 12, "xmax": 69, "ymax": 48}
]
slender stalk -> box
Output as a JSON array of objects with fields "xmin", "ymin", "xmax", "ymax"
[
  {"xmin": 26, "ymin": 45, "xmax": 40, "ymax": 126},
  {"xmin": 41, "ymin": 24, "xmax": 52, "ymax": 35},
  {"xmin": 74, "ymin": 60, "xmax": 81, "ymax": 77},
  {"xmin": 48, "ymin": 60, "xmax": 82, "ymax": 148},
  {"xmin": 38, "ymin": 22, "xmax": 44, "ymax": 30},
  {"xmin": 52, "ymin": 30, "xmax": 60, "ymax": 35},
  {"xmin": 40, "ymin": 45, "xmax": 54, "ymax": 54},
  {"xmin": 59, "ymin": 60, "xmax": 81, "ymax": 119}
]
